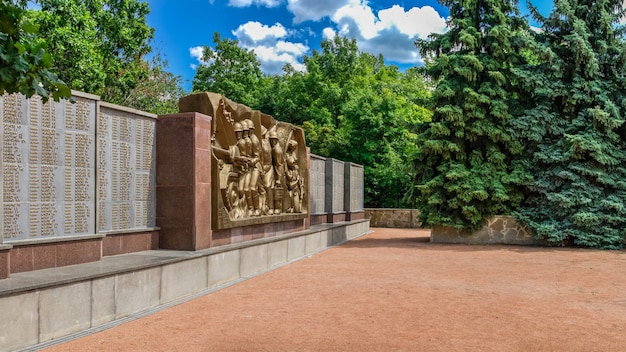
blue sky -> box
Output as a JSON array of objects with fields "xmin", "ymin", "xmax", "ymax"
[{"xmin": 146, "ymin": 0, "xmax": 555, "ymax": 92}]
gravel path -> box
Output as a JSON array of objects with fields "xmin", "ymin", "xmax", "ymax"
[{"xmin": 44, "ymin": 228, "xmax": 626, "ymax": 351}]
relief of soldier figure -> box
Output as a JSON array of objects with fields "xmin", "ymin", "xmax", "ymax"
[{"xmin": 188, "ymin": 92, "xmax": 307, "ymax": 226}]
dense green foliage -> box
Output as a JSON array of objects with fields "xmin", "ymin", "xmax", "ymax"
[
  {"xmin": 411, "ymin": 0, "xmax": 530, "ymax": 230},
  {"xmin": 192, "ymin": 32, "xmax": 263, "ymax": 107},
  {"xmin": 0, "ymin": 0, "xmax": 70, "ymax": 101},
  {"xmin": 413, "ymin": 0, "xmax": 626, "ymax": 248},
  {"xmin": 510, "ymin": 0, "xmax": 626, "ymax": 248},
  {"xmin": 29, "ymin": 0, "xmax": 154, "ymax": 103},
  {"xmin": 314, "ymin": 39, "xmax": 431, "ymax": 208},
  {"xmin": 22, "ymin": 0, "xmax": 183, "ymax": 113},
  {"xmin": 121, "ymin": 52, "xmax": 185, "ymax": 114},
  {"xmin": 263, "ymin": 37, "xmax": 432, "ymax": 207}
]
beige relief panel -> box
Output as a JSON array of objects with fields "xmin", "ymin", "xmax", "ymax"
[{"xmin": 179, "ymin": 93, "xmax": 308, "ymax": 230}]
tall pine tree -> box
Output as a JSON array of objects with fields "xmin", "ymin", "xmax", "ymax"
[
  {"xmin": 511, "ymin": 0, "xmax": 626, "ymax": 248},
  {"xmin": 411, "ymin": 0, "xmax": 530, "ymax": 230}
]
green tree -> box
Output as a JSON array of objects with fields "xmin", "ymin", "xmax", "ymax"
[
  {"xmin": 511, "ymin": 0, "xmax": 626, "ymax": 248},
  {"xmin": 334, "ymin": 63, "xmax": 431, "ymax": 207},
  {"xmin": 411, "ymin": 0, "xmax": 530, "ymax": 230},
  {"xmin": 192, "ymin": 32, "xmax": 263, "ymax": 107},
  {"xmin": 259, "ymin": 37, "xmax": 371, "ymax": 152},
  {"xmin": 0, "ymin": 0, "xmax": 70, "ymax": 101},
  {"xmin": 28, "ymin": 0, "xmax": 154, "ymax": 103},
  {"xmin": 261, "ymin": 36, "xmax": 432, "ymax": 207},
  {"xmin": 120, "ymin": 52, "xmax": 185, "ymax": 115}
]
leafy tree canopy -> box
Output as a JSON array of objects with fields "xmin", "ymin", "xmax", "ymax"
[
  {"xmin": 192, "ymin": 32, "xmax": 263, "ymax": 107},
  {"xmin": 258, "ymin": 36, "xmax": 433, "ymax": 207},
  {"xmin": 0, "ymin": 0, "xmax": 70, "ymax": 101},
  {"xmin": 119, "ymin": 51, "xmax": 185, "ymax": 115},
  {"xmin": 27, "ymin": 0, "xmax": 154, "ymax": 104}
]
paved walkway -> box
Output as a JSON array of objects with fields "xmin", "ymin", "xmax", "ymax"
[{"xmin": 43, "ymin": 228, "xmax": 626, "ymax": 351}]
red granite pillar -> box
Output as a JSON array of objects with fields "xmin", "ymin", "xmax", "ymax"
[
  {"xmin": 0, "ymin": 247, "xmax": 10, "ymax": 279},
  {"xmin": 156, "ymin": 112, "xmax": 212, "ymax": 250}
]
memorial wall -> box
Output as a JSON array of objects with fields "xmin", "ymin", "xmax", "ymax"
[
  {"xmin": 97, "ymin": 103, "xmax": 156, "ymax": 233},
  {"xmin": 345, "ymin": 162, "xmax": 364, "ymax": 214},
  {"xmin": 0, "ymin": 92, "xmax": 157, "ymax": 244},
  {"xmin": 309, "ymin": 154, "xmax": 326, "ymax": 215}
]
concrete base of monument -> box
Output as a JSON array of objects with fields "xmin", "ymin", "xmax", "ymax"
[
  {"xmin": 346, "ymin": 211, "xmax": 365, "ymax": 221},
  {"xmin": 430, "ymin": 216, "xmax": 547, "ymax": 245},
  {"xmin": 310, "ymin": 213, "xmax": 328, "ymax": 226},
  {"xmin": 0, "ymin": 230, "xmax": 161, "ymax": 280},
  {"xmin": 0, "ymin": 219, "xmax": 369, "ymax": 352}
]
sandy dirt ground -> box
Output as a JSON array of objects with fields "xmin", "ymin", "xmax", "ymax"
[{"xmin": 43, "ymin": 228, "xmax": 626, "ymax": 351}]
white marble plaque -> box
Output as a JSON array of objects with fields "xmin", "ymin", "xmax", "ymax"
[
  {"xmin": 97, "ymin": 106, "xmax": 156, "ymax": 232},
  {"xmin": 0, "ymin": 94, "xmax": 96, "ymax": 242}
]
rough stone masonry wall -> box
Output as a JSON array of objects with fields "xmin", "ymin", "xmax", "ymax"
[
  {"xmin": 366, "ymin": 210, "xmax": 545, "ymax": 246},
  {"xmin": 430, "ymin": 216, "xmax": 539, "ymax": 245},
  {"xmin": 365, "ymin": 208, "xmax": 422, "ymax": 228}
]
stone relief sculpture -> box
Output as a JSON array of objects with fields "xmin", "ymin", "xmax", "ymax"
[
  {"xmin": 246, "ymin": 119, "xmax": 262, "ymax": 216},
  {"xmin": 285, "ymin": 139, "xmax": 303, "ymax": 213},
  {"xmin": 260, "ymin": 126, "xmax": 275, "ymax": 214},
  {"xmin": 179, "ymin": 92, "xmax": 308, "ymax": 230},
  {"xmin": 269, "ymin": 130, "xmax": 285, "ymax": 214}
]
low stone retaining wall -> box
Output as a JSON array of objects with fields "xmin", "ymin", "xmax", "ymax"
[
  {"xmin": 365, "ymin": 208, "xmax": 421, "ymax": 228},
  {"xmin": 0, "ymin": 220, "xmax": 370, "ymax": 352},
  {"xmin": 430, "ymin": 216, "xmax": 541, "ymax": 245}
]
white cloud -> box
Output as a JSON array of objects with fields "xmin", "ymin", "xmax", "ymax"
[
  {"xmin": 359, "ymin": 32, "xmax": 423, "ymax": 64},
  {"xmin": 233, "ymin": 22, "xmax": 288, "ymax": 44},
  {"xmin": 192, "ymin": 1, "xmax": 448, "ymax": 75},
  {"xmin": 326, "ymin": 2, "xmax": 447, "ymax": 64},
  {"xmin": 189, "ymin": 46, "xmax": 206, "ymax": 64},
  {"xmin": 377, "ymin": 5, "xmax": 446, "ymax": 39},
  {"xmin": 232, "ymin": 22, "xmax": 309, "ymax": 74},
  {"xmin": 189, "ymin": 45, "xmax": 216, "ymax": 70},
  {"xmin": 275, "ymin": 40, "xmax": 308, "ymax": 55},
  {"xmin": 333, "ymin": 1, "xmax": 378, "ymax": 39},
  {"xmin": 284, "ymin": 0, "xmax": 446, "ymax": 63},
  {"xmin": 322, "ymin": 27, "xmax": 336, "ymax": 40},
  {"xmin": 190, "ymin": 29, "xmax": 307, "ymax": 75},
  {"xmin": 287, "ymin": 0, "xmax": 349, "ymax": 23},
  {"xmin": 253, "ymin": 45, "xmax": 307, "ymax": 73},
  {"xmin": 228, "ymin": 0, "xmax": 282, "ymax": 8}
]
